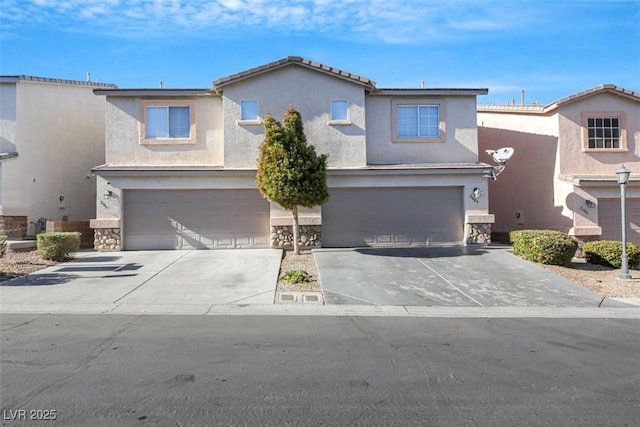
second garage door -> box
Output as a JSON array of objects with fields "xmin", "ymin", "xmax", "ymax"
[
  {"xmin": 124, "ymin": 190, "xmax": 270, "ymax": 250},
  {"xmin": 598, "ymin": 198, "xmax": 640, "ymax": 244},
  {"xmin": 322, "ymin": 187, "xmax": 464, "ymax": 247}
]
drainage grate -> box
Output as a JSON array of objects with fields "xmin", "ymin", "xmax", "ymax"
[{"xmin": 276, "ymin": 292, "xmax": 324, "ymax": 304}]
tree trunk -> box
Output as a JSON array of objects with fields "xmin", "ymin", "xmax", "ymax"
[{"xmin": 292, "ymin": 205, "xmax": 300, "ymax": 255}]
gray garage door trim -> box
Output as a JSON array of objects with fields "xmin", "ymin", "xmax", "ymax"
[
  {"xmin": 124, "ymin": 189, "xmax": 270, "ymax": 250},
  {"xmin": 322, "ymin": 187, "xmax": 464, "ymax": 247},
  {"xmin": 598, "ymin": 198, "xmax": 640, "ymax": 244}
]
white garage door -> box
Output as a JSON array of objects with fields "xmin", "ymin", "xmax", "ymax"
[
  {"xmin": 322, "ymin": 187, "xmax": 464, "ymax": 247},
  {"xmin": 599, "ymin": 198, "xmax": 640, "ymax": 244},
  {"xmin": 124, "ymin": 190, "xmax": 270, "ymax": 250}
]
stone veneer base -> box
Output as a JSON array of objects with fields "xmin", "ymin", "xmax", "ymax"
[
  {"xmin": 467, "ymin": 223, "xmax": 492, "ymax": 245},
  {"xmin": 94, "ymin": 228, "xmax": 121, "ymax": 251},
  {"xmin": 271, "ymin": 225, "xmax": 321, "ymax": 249}
]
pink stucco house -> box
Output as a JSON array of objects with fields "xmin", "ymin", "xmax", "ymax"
[{"xmin": 478, "ymin": 85, "xmax": 640, "ymax": 245}]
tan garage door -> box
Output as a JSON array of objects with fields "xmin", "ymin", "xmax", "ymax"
[
  {"xmin": 124, "ymin": 190, "xmax": 269, "ymax": 250},
  {"xmin": 599, "ymin": 198, "xmax": 640, "ymax": 244},
  {"xmin": 322, "ymin": 187, "xmax": 464, "ymax": 247}
]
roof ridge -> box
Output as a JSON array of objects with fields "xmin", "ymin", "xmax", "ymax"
[{"xmin": 212, "ymin": 56, "xmax": 376, "ymax": 89}]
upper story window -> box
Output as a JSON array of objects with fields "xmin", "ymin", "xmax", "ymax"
[
  {"xmin": 331, "ymin": 100, "xmax": 348, "ymax": 121},
  {"xmin": 140, "ymin": 99, "xmax": 196, "ymax": 145},
  {"xmin": 398, "ymin": 105, "xmax": 439, "ymax": 138},
  {"xmin": 587, "ymin": 117, "xmax": 620, "ymax": 149},
  {"xmin": 147, "ymin": 106, "xmax": 190, "ymax": 139},
  {"xmin": 392, "ymin": 100, "xmax": 445, "ymax": 143},
  {"xmin": 241, "ymin": 100, "xmax": 258, "ymax": 121},
  {"xmin": 582, "ymin": 112, "xmax": 627, "ymax": 151}
]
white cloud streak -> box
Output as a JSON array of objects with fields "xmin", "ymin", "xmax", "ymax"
[{"xmin": 0, "ymin": 0, "xmax": 545, "ymax": 43}]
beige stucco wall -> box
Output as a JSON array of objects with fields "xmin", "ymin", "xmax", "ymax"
[
  {"xmin": 104, "ymin": 96, "xmax": 223, "ymax": 166},
  {"xmin": 366, "ymin": 95, "xmax": 479, "ymax": 164},
  {"xmin": 0, "ymin": 80, "xmax": 107, "ymax": 231},
  {"xmin": 222, "ymin": 66, "xmax": 367, "ymax": 169}
]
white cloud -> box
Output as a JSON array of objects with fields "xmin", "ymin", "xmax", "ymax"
[{"xmin": 0, "ymin": 0, "xmax": 550, "ymax": 42}]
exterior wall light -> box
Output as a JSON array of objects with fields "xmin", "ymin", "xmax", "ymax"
[
  {"xmin": 585, "ymin": 200, "xmax": 596, "ymax": 208},
  {"xmin": 470, "ymin": 187, "xmax": 483, "ymax": 203}
]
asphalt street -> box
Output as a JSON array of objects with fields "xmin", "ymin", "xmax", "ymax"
[{"xmin": 1, "ymin": 314, "xmax": 639, "ymax": 426}]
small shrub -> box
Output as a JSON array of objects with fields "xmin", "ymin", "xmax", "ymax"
[
  {"xmin": 510, "ymin": 229, "xmax": 578, "ymax": 266},
  {"xmin": 283, "ymin": 270, "xmax": 313, "ymax": 284},
  {"xmin": 0, "ymin": 235, "xmax": 6, "ymax": 258},
  {"xmin": 583, "ymin": 240, "xmax": 640, "ymax": 269},
  {"xmin": 37, "ymin": 232, "xmax": 80, "ymax": 262}
]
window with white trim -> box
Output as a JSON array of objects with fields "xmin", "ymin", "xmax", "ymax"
[
  {"xmin": 397, "ymin": 104, "xmax": 439, "ymax": 138},
  {"xmin": 241, "ymin": 100, "xmax": 258, "ymax": 121},
  {"xmin": 146, "ymin": 106, "xmax": 190, "ymax": 139},
  {"xmin": 587, "ymin": 116, "xmax": 621, "ymax": 149},
  {"xmin": 330, "ymin": 100, "xmax": 348, "ymax": 121},
  {"xmin": 140, "ymin": 99, "xmax": 196, "ymax": 145}
]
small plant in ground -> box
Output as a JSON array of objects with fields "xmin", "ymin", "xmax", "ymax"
[
  {"xmin": 583, "ymin": 240, "xmax": 640, "ymax": 269},
  {"xmin": 0, "ymin": 235, "xmax": 6, "ymax": 258},
  {"xmin": 37, "ymin": 232, "xmax": 80, "ymax": 262},
  {"xmin": 510, "ymin": 229, "xmax": 578, "ymax": 266},
  {"xmin": 283, "ymin": 270, "xmax": 313, "ymax": 284}
]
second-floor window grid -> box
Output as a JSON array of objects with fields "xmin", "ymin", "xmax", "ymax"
[
  {"xmin": 331, "ymin": 100, "xmax": 348, "ymax": 120},
  {"xmin": 241, "ymin": 100, "xmax": 258, "ymax": 120},
  {"xmin": 397, "ymin": 105, "xmax": 439, "ymax": 138},
  {"xmin": 587, "ymin": 117, "xmax": 620, "ymax": 149},
  {"xmin": 146, "ymin": 106, "xmax": 190, "ymax": 138}
]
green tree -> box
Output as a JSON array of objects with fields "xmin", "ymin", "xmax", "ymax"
[{"xmin": 257, "ymin": 107, "xmax": 329, "ymax": 254}]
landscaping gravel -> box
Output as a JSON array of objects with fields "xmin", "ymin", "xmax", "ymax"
[{"xmin": 0, "ymin": 248, "xmax": 57, "ymax": 282}]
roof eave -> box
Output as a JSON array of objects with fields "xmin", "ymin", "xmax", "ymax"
[
  {"xmin": 371, "ymin": 88, "xmax": 488, "ymax": 97},
  {"xmin": 94, "ymin": 88, "xmax": 212, "ymax": 97}
]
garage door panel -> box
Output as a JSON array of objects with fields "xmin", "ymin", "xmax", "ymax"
[
  {"xmin": 599, "ymin": 198, "xmax": 640, "ymax": 244},
  {"xmin": 124, "ymin": 190, "xmax": 269, "ymax": 250},
  {"xmin": 323, "ymin": 187, "xmax": 463, "ymax": 247}
]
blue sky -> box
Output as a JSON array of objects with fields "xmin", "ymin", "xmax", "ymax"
[{"xmin": 1, "ymin": 0, "xmax": 639, "ymax": 105}]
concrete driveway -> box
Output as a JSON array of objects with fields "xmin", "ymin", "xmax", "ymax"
[
  {"xmin": 314, "ymin": 246, "xmax": 621, "ymax": 307},
  {"xmin": 0, "ymin": 250, "xmax": 281, "ymax": 314}
]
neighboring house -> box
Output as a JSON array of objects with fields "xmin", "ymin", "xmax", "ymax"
[
  {"xmin": 0, "ymin": 75, "xmax": 116, "ymax": 238},
  {"xmin": 91, "ymin": 56, "xmax": 492, "ymax": 250},
  {"xmin": 478, "ymin": 84, "xmax": 640, "ymax": 245}
]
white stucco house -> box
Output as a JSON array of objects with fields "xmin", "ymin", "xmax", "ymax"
[
  {"xmin": 0, "ymin": 75, "xmax": 116, "ymax": 238},
  {"xmin": 91, "ymin": 56, "xmax": 493, "ymax": 250},
  {"xmin": 478, "ymin": 84, "xmax": 640, "ymax": 245}
]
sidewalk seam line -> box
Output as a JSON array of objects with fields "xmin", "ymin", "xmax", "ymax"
[{"xmin": 323, "ymin": 288, "xmax": 380, "ymax": 305}]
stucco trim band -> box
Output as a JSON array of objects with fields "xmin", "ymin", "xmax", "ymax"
[
  {"xmin": 90, "ymin": 219, "xmax": 121, "ymax": 229},
  {"xmin": 466, "ymin": 214, "xmax": 495, "ymax": 224}
]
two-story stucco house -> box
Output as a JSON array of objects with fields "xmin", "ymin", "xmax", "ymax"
[
  {"xmin": 91, "ymin": 56, "xmax": 493, "ymax": 250},
  {"xmin": 0, "ymin": 75, "xmax": 116, "ymax": 239},
  {"xmin": 478, "ymin": 85, "xmax": 640, "ymax": 245}
]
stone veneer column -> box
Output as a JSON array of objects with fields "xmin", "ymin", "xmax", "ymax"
[
  {"xmin": 271, "ymin": 225, "xmax": 322, "ymax": 249},
  {"xmin": 270, "ymin": 216, "xmax": 322, "ymax": 249},
  {"xmin": 90, "ymin": 219, "xmax": 121, "ymax": 251},
  {"xmin": 466, "ymin": 214, "xmax": 495, "ymax": 245}
]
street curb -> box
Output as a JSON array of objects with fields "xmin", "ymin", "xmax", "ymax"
[{"xmin": 1, "ymin": 303, "xmax": 639, "ymax": 318}]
